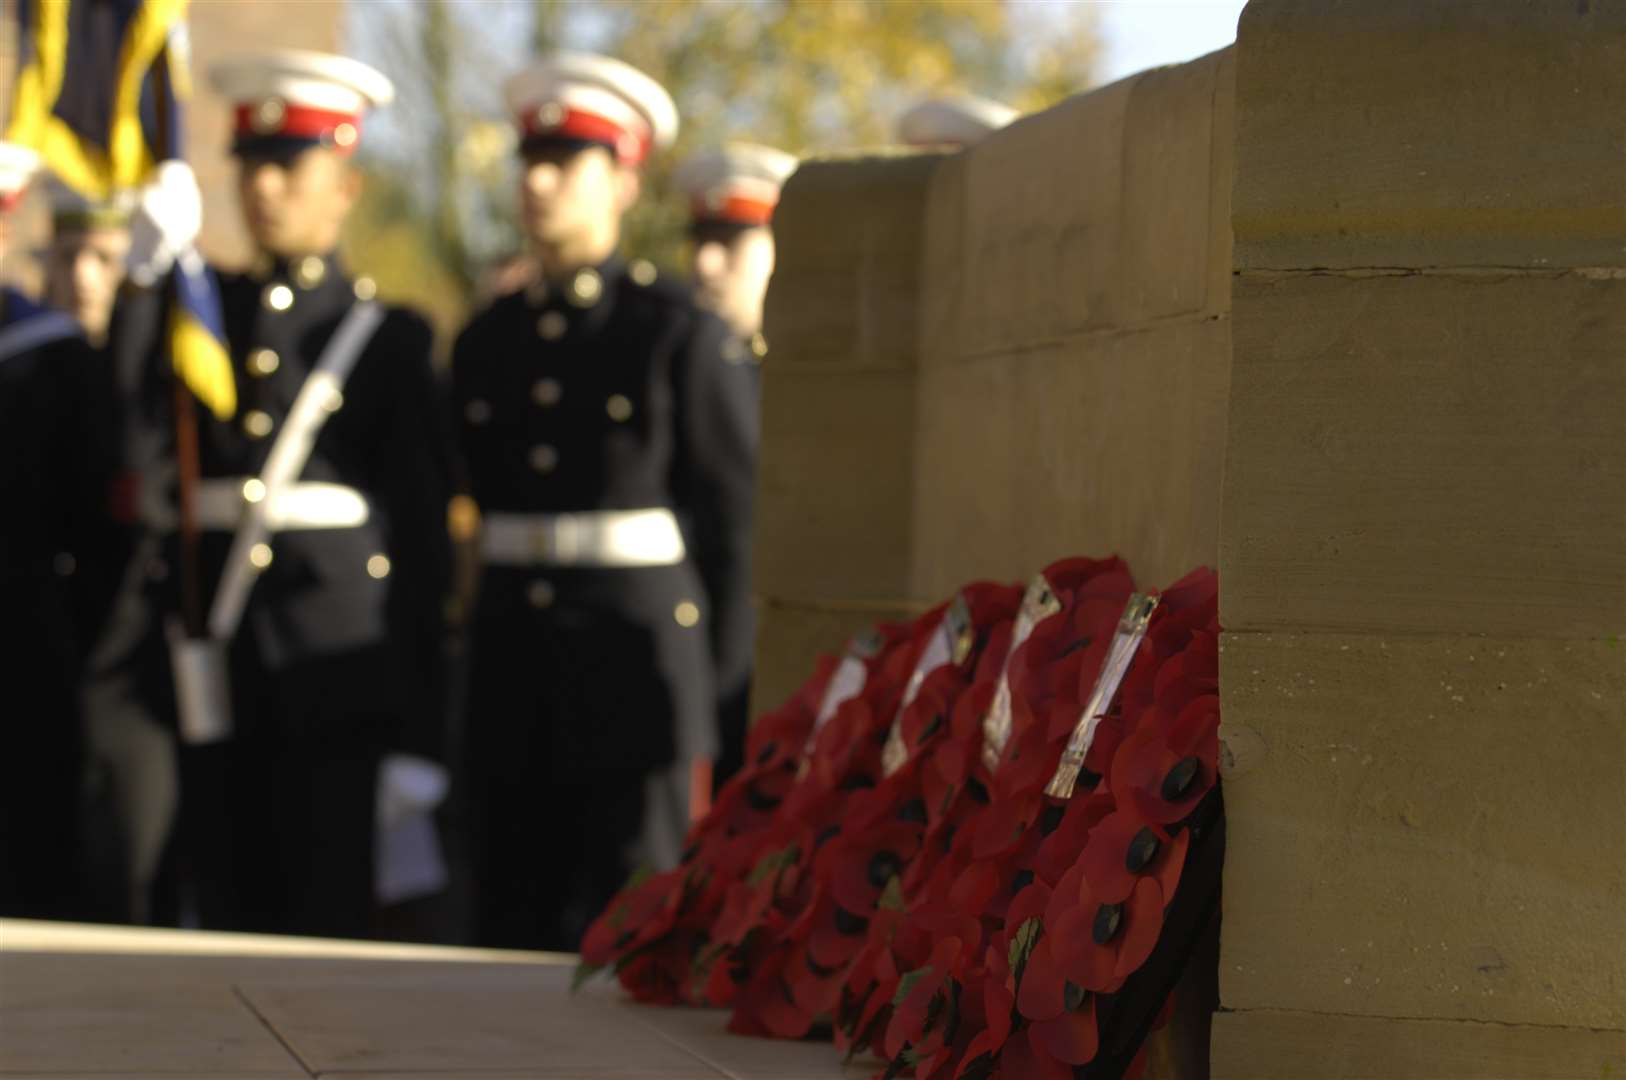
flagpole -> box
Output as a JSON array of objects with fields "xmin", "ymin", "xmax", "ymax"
[{"xmin": 154, "ymin": 40, "xmax": 204, "ymax": 639}]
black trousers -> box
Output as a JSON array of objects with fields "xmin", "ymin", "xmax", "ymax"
[{"xmin": 178, "ymin": 731, "xmax": 378, "ymax": 938}]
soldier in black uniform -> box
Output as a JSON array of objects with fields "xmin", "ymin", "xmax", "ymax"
[
  {"xmin": 105, "ymin": 51, "xmax": 451, "ymax": 938},
  {"xmin": 671, "ymin": 141, "xmax": 797, "ymax": 784},
  {"xmin": 0, "ymin": 142, "xmax": 120, "ymax": 919},
  {"xmin": 452, "ymin": 52, "xmax": 758, "ymax": 951}
]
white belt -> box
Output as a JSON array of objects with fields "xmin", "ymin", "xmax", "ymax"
[
  {"xmin": 481, "ymin": 508, "xmax": 686, "ymax": 568},
  {"xmin": 191, "ymin": 478, "xmax": 371, "ymax": 531}
]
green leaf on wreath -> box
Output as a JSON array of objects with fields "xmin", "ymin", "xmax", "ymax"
[
  {"xmin": 878, "ymin": 875, "xmax": 906, "ymax": 912},
  {"xmin": 892, "ymin": 965, "xmax": 934, "ymax": 1007},
  {"xmin": 1008, "ymin": 916, "xmax": 1043, "ymax": 988},
  {"xmin": 570, "ymin": 961, "xmax": 604, "ymax": 993},
  {"xmin": 747, "ymin": 845, "xmax": 799, "ymax": 885}
]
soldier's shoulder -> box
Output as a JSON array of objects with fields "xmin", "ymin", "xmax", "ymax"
[{"xmin": 618, "ymin": 259, "xmax": 696, "ymax": 316}]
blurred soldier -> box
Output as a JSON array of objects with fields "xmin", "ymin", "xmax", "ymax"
[
  {"xmin": 896, "ymin": 94, "xmax": 1018, "ymax": 148},
  {"xmin": 451, "ymin": 52, "xmax": 758, "ymax": 950},
  {"xmin": 0, "ymin": 143, "xmax": 120, "ymax": 918},
  {"xmin": 669, "ymin": 141, "xmax": 794, "ymax": 784},
  {"xmin": 671, "ymin": 142, "xmax": 797, "ymax": 352},
  {"xmin": 106, "ymin": 51, "xmax": 452, "ymax": 938},
  {"xmin": 41, "ymin": 180, "xmax": 133, "ymax": 346}
]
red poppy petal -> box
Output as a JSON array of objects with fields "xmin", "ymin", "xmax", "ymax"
[
  {"xmin": 1016, "ymin": 935, "xmax": 1067, "ymax": 1022},
  {"xmin": 1044, "ymin": 861, "xmax": 1087, "ymax": 928},
  {"xmin": 1081, "ymin": 810, "xmax": 1161, "ymax": 905},
  {"xmin": 1030, "ymin": 997, "xmax": 1099, "ymax": 1065},
  {"xmin": 1007, "ymin": 879, "xmax": 1054, "ymax": 932},
  {"xmin": 950, "ymin": 861, "xmax": 1001, "ymax": 916},
  {"xmin": 1114, "ymin": 877, "xmax": 1165, "ymax": 979},
  {"xmin": 1001, "ymin": 1026, "xmax": 1075, "ymax": 1080}
]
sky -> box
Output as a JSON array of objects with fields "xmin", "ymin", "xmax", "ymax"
[{"xmin": 1085, "ymin": 0, "xmax": 1251, "ymax": 84}]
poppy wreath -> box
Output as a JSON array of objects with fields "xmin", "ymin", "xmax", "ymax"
[
  {"xmin": 859, "ymin": 568, "xmax": 1220, "ymax": 1080},
  {"xmin": 577, "ymin": 613, "xmax": 925, "ymax": 1001},
  {"xmin": 723, "ymin": 583, "xmax": 1026, "ymax": 1037}
]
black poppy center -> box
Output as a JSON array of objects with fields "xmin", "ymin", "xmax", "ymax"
[
  {"xmin": 1039, "ymin": 802, "xmax": 1066, "ymax": 836},
  {"xmin": 834, "ymin": 905, "xmax": 870, "ymax": 936},
  {"xmin": 1010, "ymin": 868, "xmax": 1035, "ymax": 895},
  {"xmin": 1064, "ymin": 980, "xmax": 1088, "ymax": 1012},
  {"xmin": 756, "ymin": 740, "xmax": 778, "ymax": 765},
  {"xmin": 1092, "ymin": 902, "xmax": 1123, "ymax": 945},
  {"xmin": 1161, "ymin": 755, "xmax": 1200, "ymax": 801},
  {"xmin": 898, "ymin": 797, "xmax": 928, "ymax": 824},
  {"xmin": 840, "ymin": 773, "xmax": 877, "ymax": 792},
  {"xmin": 867, "ymin": 850, "xmax": 904, "ymax": 889},
  {"xmin": 746, "ymin": 784, "xmax": 782, "ymax": 811},
  {"xmin": 1125, "ymin": 827, "xmax": 1161, "ymax": 873}
]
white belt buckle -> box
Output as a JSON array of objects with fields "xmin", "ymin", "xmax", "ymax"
[{"xmin": 529, "ymin": 522, "xmax": 551, "ymax": 561}]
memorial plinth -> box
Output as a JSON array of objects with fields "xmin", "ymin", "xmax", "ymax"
[{"xmin": 0, "ymin": 920, "xmax": 862, "ymax": 1078}]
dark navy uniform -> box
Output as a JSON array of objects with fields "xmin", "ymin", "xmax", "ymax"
[
  {"xmin": 0, "ymin": 289, "xmax": 120, "ymax": 918},
  {"xmin": 108, "ymin": 255, "xmax": 452, "ymax": 937},
  {"xmin": 452, "ymin": 256, "xmax": 757, "ymax": 950}
]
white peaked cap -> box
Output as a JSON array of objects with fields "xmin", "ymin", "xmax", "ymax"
[
  {"xmin": 504, "ymin": 51, "xmax": 679, "ymax": 165},
  {"xmin": 673, "ymin": 142, "xmax": 799, "ymax": 224},
  {"xmin": 209, "ymin": 49, "xmax": 395, "ymax": 115},
  {"xmin": 896, "ymin": 95, "xmax": 1019, "ymax": 148},
  {"xmin": 0, "ymin": 142, "xmax": 41, "ymax": 201}
]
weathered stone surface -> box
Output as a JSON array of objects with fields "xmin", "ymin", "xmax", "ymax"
[
  {"xmin": 1212, "ymin": 1008, "xmax": 1626, "ymax": 1080},
  {"xmin": 754, "ymin": 366, "xmax": 918, "ymax": 607},
  {"xmin": 750, "ymin": 600, "xmax": 922, "ymax": 721},
  {"xmin": 1223, "ymin": 271, "xmax": 1626, "ymax": 637},
  {"xmin": 1234, "ymin": 0, "xmax": 1626, "ymax": 270},
  {"xmin": 910, "ymin": 316, "xmax": 1229, "ymax": 600},
  {"xmin": 1218, "ymin": 631, "xmax": 1626, "ymax": 1029},
  {"xmin": 764, "ymin": 152, "xmax": 945, "ymax": 372},
  {"xmin": 1120, "ymin": 48, "xmax": 1233, "ymax": 324}
]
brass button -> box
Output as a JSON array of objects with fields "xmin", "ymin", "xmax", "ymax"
[
  {"xmin": 248, "ymin": 348, "xmax": 280, "ymax": 377},
  {"xmin": 252, "ymin": 97, "xmax": 286, "ymax": 133},
  {"xmin": 332, "ymin": 122, "xmax": 358, "ymax": 149},
  {"xmin": 750, "ymin": 332, "xmax": 769, "ymax": 359},
  {"xmin": 629, "ymin": 259, "xmax": 658, "ymax": 286},
  {"xmin": 674, "ymin": 600, "xmax": 701, "ymax": 628},
  {"xmin": 243, "ymin": 410, "xmax": 274, "ymax": 439},
  {"xmin": 294, "ymin": 255, "xmax": 326, "ymax": 289},
  {"xmin": 353, "ymin": 275, "xmax": 377, "ymax": 301},
  {"xmin": 264, "ymin": 284, "xmax": 294, "ymax": 312},
  {"xmin": 535, "ymin": 102, "xmax": 565, "ymax": 129},
  {"xmin": 536, "ymin": 311, "xmax": 567, "ymax": 340},
  {"xmin": 321, "ymin": 387, "xmax": 344, "ymax": 413},
  {"xmin": 366, "ymin": 554, "xmax": 392, "ymax": 579},
  {"xmin": 249, "ymin": 543, "xmax": 274, "ymax": 570},
  {"xmin": 528, "ymin": 444, "xmax": 559, "ymax": 473},
  {"xmin": 606, "ymin": 394, "xmax": 633, "ymax": 422},
  {"xmin": 532, "ymin": 378, "xmax": 562, "ymax": 407},
  {"xmin": 464, "ymin": 398, "xmax": 492, "ymax": 425},
  {"xmin": 241, "ymin": 478, "xmax": 267, "ymax": 504},
  {"xmin": 526, "ymin": 579, "xmax": 556, "ymax": 609},
  {"xmin": 567, "ymin": 268, "xmax": 602, "ymax": 307}
]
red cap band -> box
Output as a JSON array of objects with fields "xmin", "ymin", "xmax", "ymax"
[
  {"xmin": 0, "ymin": 190, "xmax": 24, "ymax": 214},
  {"xmin": 691, "ymin": 193, "xmax": 776, "ymax": 227},
  {"xmin": 520, "ymin": 105, "xmax": 650, "ymax": 167},
  {"xmin": 234, "ymin": 102, "xmax": 362, "ymax": 153}
]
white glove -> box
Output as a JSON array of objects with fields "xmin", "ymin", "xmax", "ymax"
[
  {"xmin": 376, "ymin": 753, "xmax": 450, "ymax": 829},
  {"xmin": 126, "ymin": 160, "xmax": 203, "ymax": 286},
  {"xmin": 375, "ymin": 753, "xmax": 451, "ymax": 906}
]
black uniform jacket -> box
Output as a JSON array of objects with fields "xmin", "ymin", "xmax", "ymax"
[
  {"xmin": 0, "ymin": 287, "xmax": 118, "ymax": 746},
  {"xmin": 112, "ymin": 255, "xmax": 452, "ymax": 757},
  {"xmin": 450, "ymin": 256, "xmax": 757, "ymax": 776}
]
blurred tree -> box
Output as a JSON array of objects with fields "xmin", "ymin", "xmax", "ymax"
[{"xmin": 345, "ymin": 0, "xmax": 1100, "ymax": 317}]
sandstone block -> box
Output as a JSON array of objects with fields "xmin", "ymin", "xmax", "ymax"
[
  {"xmin": 1212, "ymin": 1008, "xmax": 1626, "ymax": 1080},
  {"xmin": 1234, "ymin": 0, "xmax": 1626, "ymax": 269},
  {"xmin": 1218, "ymin": 631, "xmax": 1626, "ymax": 1029},
  {"xmin": 910, "ymin": 316, "xmax": 1229, "ymax": 599},
  {"xmin": 1223, "ymin": 272, "xmax": 1626, "ymax": 637},
  {"xmin": 754, "ymin": 366, "xmax": 919, "ymax": 607},
  {"xmin": 763, "ymin": 152, "xmax": 944, "ymax": 372}
]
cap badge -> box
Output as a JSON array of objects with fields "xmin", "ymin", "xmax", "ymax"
[{"xmin": 252, "ymin": 97, "xmax": 287, "ymax": 134}]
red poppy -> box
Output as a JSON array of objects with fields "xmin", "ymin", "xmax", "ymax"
[
  {"xmin": 824, "ymin": 820, "xmax": 923, "ymax": 914},
  {"xmin": 1078, "ymin": 808, "xmax": 1184, "ymax": 905},
  {"xmin": 882, "ymin": 935, "xmax": 967, "ymax": 1060},
  {"xmin": 1112, "ymin": 693, "xmax": 1220, "ymax": 826},
  {"xmin": 578, "ymin": 866, "xmax": 686, "ymax": 967},
  {"xmin": 1048, "ymin": 869, "xmax": 1164, "ymax": 993}
]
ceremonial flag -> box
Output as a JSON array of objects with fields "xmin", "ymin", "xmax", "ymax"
[{"xmin": 9, "ymin": 0, "xmax": 235, "ymax": 420}]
